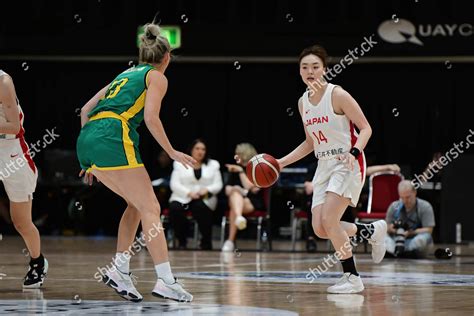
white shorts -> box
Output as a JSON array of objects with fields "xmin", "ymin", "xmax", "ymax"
[
  {"xmin": 311, "ymin": 155, "xmax": 366, "ymax": 209},
  {"xmin": 0, "ymin": 138, "xmax": 37, "ymax": 202}
]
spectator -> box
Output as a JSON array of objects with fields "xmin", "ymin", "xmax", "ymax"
[
  {"xmin": 385, "ymin": 180, "xmax": 435, "ymax": 258},
  {"xmin": 169, "ymin": 139, "xmax": 223, "ymax": 250},
  {"xmin": 222, "ymin": 143, "xmax": 265, "ymax": 252}
]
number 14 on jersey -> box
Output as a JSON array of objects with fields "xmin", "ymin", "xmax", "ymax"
[{"xmin": 312, "ymin": 131, "xmax": 328, "ymax": 144}]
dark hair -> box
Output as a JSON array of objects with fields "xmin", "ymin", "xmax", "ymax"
[
  {"xmin": 298, "ymin": 45, "xmax": 328, "ymax": 68},
  {"xmin": 187, "ymin": 138, "xmax": 209, "ymax": 164}
]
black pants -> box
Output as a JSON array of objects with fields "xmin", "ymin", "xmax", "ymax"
[{"xmin": 169, "ymin": 200, "xmax": 213, "ymax": 248}]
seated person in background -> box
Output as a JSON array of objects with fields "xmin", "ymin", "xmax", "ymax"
[
  {"xmin": 169, "ymin": 139, "xmax": 223, "ymax": 250},
  {"xmin": 222, "ymin": 143, "xmax": 265, "ymax": 252},
  {"xmin": 385, "ymin": 180, "xmax": 435, "ymax": 258}
]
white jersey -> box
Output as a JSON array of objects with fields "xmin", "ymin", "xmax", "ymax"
[
  {"xmin": 302, "ymin": 83, "xmax": 366, "ymax": 207},
  {"xmin": 0, "ymin": 70, "xmax": 25, "ymax": 140},
  {"xmin": 0, "ymin": 69, "xmax": 36, "ymax": 183},
  {"xmin": 302, "ymin": 83, "xmax": 360, "ymax": 160}
]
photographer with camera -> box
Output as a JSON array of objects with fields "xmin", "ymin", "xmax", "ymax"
[{"xmin": 385, "ymin": 180, "xmax": 435, "ymax": 258}]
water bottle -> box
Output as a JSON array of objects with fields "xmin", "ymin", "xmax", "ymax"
[{"xmin": 456, "ymin": 223, "xmax": 462, "ymax": 244}]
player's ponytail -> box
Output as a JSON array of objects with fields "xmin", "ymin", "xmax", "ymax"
[{"xmin": 139, "ymin": 22, "xmax": 171, "ymax": 65}]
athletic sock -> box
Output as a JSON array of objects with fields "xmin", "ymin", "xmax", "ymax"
[
  {"xmin": 114, "ymin": 252, "xmax": 131, "ymax": 274},
  {"xmin": 340, "ymin": 256, "xmax": 359, "ymax": 276},
  {"xmin": 355, "ymin": 223, "xmax": 375, "ymax": 242},
  {"xmin": 155, "ymin": 261, "xmax": 175, "ymax": 284},
  {"xmin": 30, "ymin": 253, "xmax": 44, "ymax": 268}
]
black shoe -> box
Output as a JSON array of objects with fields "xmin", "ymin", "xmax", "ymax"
[
  {"xmin": 23, "ymin": 258, "xmax": 49, "ymax": 289},
  {"xmin": 306, "ymin": 238, "xmax": 317, "ymax": 253},
  {"xmin": 434, "ymin": 248, "xmax": 453, "ymax": 260}
]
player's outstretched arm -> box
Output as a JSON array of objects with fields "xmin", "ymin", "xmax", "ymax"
[
  {"xmin": 80, "ymin": 84, "xmax": 109, "ymax": 127},
  {"xmin": 144, "ymin": 71, "xmax": 196, "ymax": 169},
  {"xmin": 0, "ymin": 74, "xmax": 20, "ymax": 135},
  {"xmin": 277, "ymin": 97, "xmax": 313, "ymax": 169}
]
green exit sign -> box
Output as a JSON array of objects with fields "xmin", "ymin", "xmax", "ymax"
[{"xmin": 136, "ymin": 25, "xmax": 181, "ymax": 49}]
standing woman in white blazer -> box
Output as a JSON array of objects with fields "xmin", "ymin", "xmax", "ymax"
[{"xmin": 169, "ymin": 139, "xmax": 223, "ymax": 250}]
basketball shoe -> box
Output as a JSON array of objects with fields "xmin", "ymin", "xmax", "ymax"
[
  {"xmin": 327, "ymin": 273, "xmax": 364, "ymax": 294},
  {"xmin": 152, "ymin": 278, "xmax": 193, "ymax": 302},
  {"xmin": 103, "ymin": 267, "xmax": 143, "ymax": 302},
  {"xmin": 23, "ymin": 258, "xmax": 48, "ymax": 289},
  {"xmin": 369, "ymin": 220, "xmax": 387, "ymax": 263}
]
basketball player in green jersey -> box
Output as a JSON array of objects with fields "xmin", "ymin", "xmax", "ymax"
[{"xmin": 77, "ymin": 22, "xmax": 196, "ymax": 302}]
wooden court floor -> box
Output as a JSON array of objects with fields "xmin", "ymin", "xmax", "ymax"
[{"xmin": 1, "ymin": 236, "xmax": 474, "ymax": 315}]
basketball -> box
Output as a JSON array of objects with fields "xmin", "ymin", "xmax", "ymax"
[{"xmin": 246, "ymin": 154, "xmax": 280, "ymax": 188}]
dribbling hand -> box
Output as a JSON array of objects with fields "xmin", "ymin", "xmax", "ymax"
[
  {"xmin": 336, "ymin": 152, "xmax": 355, "ymax": 171},
  {"xmin": 170, "ymin": 150, "xmax": 197, "ymax": 169}
]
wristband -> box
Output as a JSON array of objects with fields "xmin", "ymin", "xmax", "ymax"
[{"xmin": 349, "ymin": 147, "xmax": 361, "ymax": 159}]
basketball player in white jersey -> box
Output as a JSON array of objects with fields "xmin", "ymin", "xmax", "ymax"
[
  {"xmin": 0, "ymin": 70, "xmax": 48, "ymax": 288},
  {"xmin": 277, "ymin": 45, "xmax": 387, "ymax": 293}
]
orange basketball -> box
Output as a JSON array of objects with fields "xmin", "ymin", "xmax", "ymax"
[{"xmin": 246, "ymin": 154, "xmax": 280, "ymax": 188}]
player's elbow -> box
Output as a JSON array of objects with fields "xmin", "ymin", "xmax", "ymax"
[
  {"xmin": 362, "ymin": 124, "xmax": 372, "ymax": 138},
  {"xmin": 144, "ymin": 111, "xmax": 159, "ymax": 127}
]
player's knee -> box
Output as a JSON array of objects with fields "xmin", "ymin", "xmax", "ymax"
[
  {"xmin": 313, "ymin": 225, "xmax": 327, "ymax": 239},
  {"xmin": 13, "ymin": 220, "xmax": 32, "ymax": 234},
  {"xmin": 127, "ymin": 204, "xmax": 141, "ymax": 220},
  {"xmin": 136, "ymin": 199, "xmax": 161, "ymax": 217},
  {"xmin": 321, "ymin": 214, "xmax": 336, "ymax": 231}
]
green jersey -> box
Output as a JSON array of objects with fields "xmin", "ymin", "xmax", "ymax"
[{"xmin": 88, "ymin": 64, "xmax": 155, "ymax": 130}]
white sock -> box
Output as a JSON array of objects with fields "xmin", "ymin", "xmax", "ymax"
[
  {"xmin": 114, "ymin": 252, "xmax": 130, "ymax": 274},
  {"xmin": 154, "ymin": 261, "xmax": 174, "ymax": 284}
]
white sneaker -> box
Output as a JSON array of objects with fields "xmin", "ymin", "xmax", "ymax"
[
  {"xmin": 221, "ymin": 240, "xmax": 235, "ymax": 252},
  {"xmin": 103, "ymin": 267, "xmax": 143, "ymax": 302},
  {"xmin": 369, "ymin": 220, "xmax": 387, "ymax": 263},
  {"xmin": 235, "ymin": 215, "xmax": 247, "ymax": 230},
  {"xmin": 327, "ymin": 273, "xmax": 364, "ymax": 294},
  {"xmin": 152, "ymin": 278, "xmax": 193, "ymax": 302}
]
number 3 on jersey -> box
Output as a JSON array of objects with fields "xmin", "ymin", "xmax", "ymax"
[
  {"xmin": 312, "ymin": 130, "xmax": 328, "ymax": 144},
  {"xmin": 105, "ymin": 78, "xmax": 129, "ymax": 99}
]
